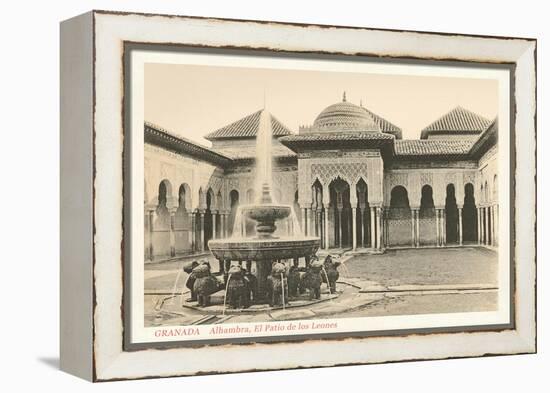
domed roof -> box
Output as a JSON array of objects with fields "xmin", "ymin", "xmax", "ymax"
[{"xmin": 312, "ymin": 93, "xmax": 381, "ymax": 132}]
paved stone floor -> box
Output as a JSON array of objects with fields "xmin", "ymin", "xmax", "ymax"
[
  {"xmin": 144, "ymin": 246, "xmax": 498, "ymax": 327},
  {"xmin": 342, "ymin": 247, "xmax": 498, "ymax": 286}
]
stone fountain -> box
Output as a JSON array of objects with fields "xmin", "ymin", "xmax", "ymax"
[{"xmin": 208, "ymin": 110, "xmax": 320, "ymax": 302}]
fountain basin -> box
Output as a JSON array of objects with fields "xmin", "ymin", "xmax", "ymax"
[
  {"xmin": 209, "ymin": 236, "xmax": 320, "ymax": 302},
  {"xmin": 243, "ymin": 204, "xmax": 291, "ymax": 222},
  {"xmin": 242, "ymin": 204, "xmax": 292, "ymax": 239},
  {"xmin": 208, "ymin": 236, "xmax": 320, "ymax": 261}
]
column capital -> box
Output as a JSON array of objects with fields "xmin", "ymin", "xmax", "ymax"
[
  {"xmin": 165, "ymin": 196, "xmax": 178, "ymax": 210},
  {"xmin": 145, "ymin": 204, "xmax": 157, "ymax": 213}
]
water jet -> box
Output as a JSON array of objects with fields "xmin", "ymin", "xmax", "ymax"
[{"xmin": 209, "ymin": 109, "xmax": 320, "ymax": 303}]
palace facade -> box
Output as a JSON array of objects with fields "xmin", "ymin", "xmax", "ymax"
[{"xmin": 144, "ymin": 95, "xmax": 499, "ymax": 262}]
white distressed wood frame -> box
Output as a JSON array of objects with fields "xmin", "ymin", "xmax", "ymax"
[{"xmin": 60, "ymin": 10, "xmax": 536, "ymax": 381}]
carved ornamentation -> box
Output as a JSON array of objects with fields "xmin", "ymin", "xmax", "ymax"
[
  {"xmin": 387, "ymin": 172, "xmax": 409, "ymax": 188},
  {"xmin": 226, "ymin": 177, "xmax": 241, "ymax": 192},
  {"xmin": 206, "ymin": 175, "xmax": 223, "ymax": 193},
  {"xmin": 420, "ymin": 172, "xmax": 433, "ymax": 186},
  {"xmin": 463, "ymin": 171, "xmax": 476, "ymax": 185},
  {"xmin": 310, "ymin": 162, "xmax": 369, "ymax": 186},
  {"xmin": 444, "ymin": 172, "xmax": 457, "ymax": 186}
]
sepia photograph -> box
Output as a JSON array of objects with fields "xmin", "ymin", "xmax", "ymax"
[
  {"xmin": 127, "ymin": 47, "xmax": 512, "ymax": 346},
  {"xmin": 55, "ymin": 9, "xmax": 537, "ymax": 381}
]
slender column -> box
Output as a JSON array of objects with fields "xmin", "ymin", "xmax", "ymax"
[
  {"xmin": 357, "ymin": 207, "xmax": 363, "ymax": 247},
  {"xmin": 370, "ymin": 207, "xmax": 376, "ymax": 248},
  {"xmin": 363, "ymin": 209, "xmax": 368, "ymax": 247},
  {"xmin": 492, "ymin": 206, "xmax": 495, "ymax": 245},
  {"xmin": 191, "ymin": 212, "xmax": 196, "ymax": 252},
  {"xmin": 482, "ymin": 207, "xmax": 489, "ymax": 245},
  {"xmin": 324, "ymin": 206, "xmax": 330, "ymax": 250},
  {"xmin": 441, "ymin": 209, "xmax": 446, "ymax": 246},
  {"xmin": 442, "ymin": 209, "xmax": 446, "ymax": 245},
  {"xmin": 376, "ymin": 207, "xmax": 382, "ymax": 249},
  {"xmin": 489, "ymin": 206, "xmax": 494, "ymax": 246},
  {"xmin": 483, "ymin": 207, "xmax": 487, "ymax": 245},
  {"xmin": 444, "ymin": 209, "xmax": 447, "ymax": 245},
  {"xmin": 147, "ymin": 209, "xmax": 155, "ymax": 260},
  {"xmin": 494, "ymin": 204, "xmax": 499, "ymax": 246},
  {"xmin": 301, "ymin": 208, "xmax": 307, "ymax": 235},
  {"xmin": 410, "ymin": 208, "xmax": 419, "ymax": 247},
  {"xmin": 226, "ymin": 212, "xmax": 231, "ymax": 237},
  {"xmin": 219, "ymin": 213, "xmax": 223, "ymax": 238},
  {"xmin": 385, "ymin": 209, "xmax": 390, "ymax": 247},
  {"xmin": 458, "ymin": 207, "xmax": 463, "ymax": 245},
  {"xmin": 479, "ymin": 207, "xmax": 484, "ymax": 244},
  {"xmin": 310, "ymin": 208, "xmax": 317, "ymax": 236},
  {"xmin": 169, "ymin": 209, "xmax": 177, "ymax": 257},
  {"xmin": 487, "ymin": 206, "xmax": 491, "ymax": 245},
  {"xmin": 337, "ymin": 207, "xmax": 343, "ymax": 249},
  {"xmin": 476, "ymin": 207, "xmax": 481, "ymax": 244},
  {"xmin": 221, "ymin": 212, "xmax": 227, "ymax": 238},
  {"xmin": 348, "ymin": 209, "xmax": 353, "ymax": 247},
  {"xmin": 483, "ymin": 207, "xmax": 490, "ymax": 245},
  {"xmin": 212, "ymin": 211, "xmax": 217, "ymax": 240},
  {"xmin": 411, "ymin": 209, "xmax": 415, "ymax": 247},
  {"xmin": 186, "ymin": 212, "xmax": 193, "ymax": 249},
  {"xmin": 416, "ymin": 210, "xmax": 420, "ymax": 247},
  {"xmin": 489, "ymin": 205, "xmax": 493, "ymax": 246},
  {"xmin": 491, "ymin": 205, "xmax": 497, "ymax": 246},
  {"xmin": 319, "ymin": 209, "xmax": 323, "ymax": 245},
  {"xmin": 486, "ymin": 206, "xmax": 493, "ymax": 246},
  {"xmin": 317, "ymin": 208, "xmax": 323, "ymax": 238},
  {"xmin": 199, "ymin": 211, "xmax": 205, "ymax": 252},
  {"xmin": 352, "ymin": 207, "xmax": 357, "ymax": 250},
  {"xmin": 307, "ymin": 208, "xmax": 314, "ymax": 238},
  {"xmin": 435, "ymin": 209, "xmax": 441, "ymax": 247}
]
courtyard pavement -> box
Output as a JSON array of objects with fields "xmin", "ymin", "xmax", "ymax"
[{"xmin": 144, "ymin": 246, "xmax": 498, "ymax": 326}]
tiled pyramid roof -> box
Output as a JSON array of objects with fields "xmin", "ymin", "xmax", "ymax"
[
  {"xmin": 421, "ymin": 106, "xmax": 492, "ymax": 139},
  {"xmin": 205, "ymin": 110, "xmax": 293, "ymax": 140},
  {"xmin": 279, "ymin": 131, "xmax": 395, "ymax": 157},
  {"xmin": 363, "ymin": 107, "xmax": 402, "ymax": 139},
  {"xmin": 395, "ymin": 139, "xmax": 473, "ymax": 158},
  {"xmin": 144, "ymin": 122, "xmax": 232, "ymax": 166},
  {"xmin": 281, "ymin": 131, "xmax": 394, "ymax": 143},
  {"xmin": 212, "ymin": 144, "xmax": 296, "ymax": 160},
  {"xmin": 469, "ymin": 118, "xmax": 498, "ymax": 158}
]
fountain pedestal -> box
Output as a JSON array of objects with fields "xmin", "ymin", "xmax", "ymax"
[
  {"xmin": 209, "ymin": 229, "xmax": 320, "ymax": 301},
  {"xmin": 209, "ymin": 183, "xmax": 320, "ymax": 302},
  {"xmin": 208, "ymin": 111, "xmax": 320, "ymax": 306},
  {"xmin": 255, "ymin": 259, "xmax": 270, "ymax": 300}
]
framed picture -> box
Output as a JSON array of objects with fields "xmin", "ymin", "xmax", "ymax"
[{"xmin": 60, "ymin": 10, "xmax": 537, "ymax": 381}]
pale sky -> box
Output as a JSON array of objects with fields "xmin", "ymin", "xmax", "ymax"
[{"xmin": 144, "ymin": 63, "xmax": 498, "ymax": 145}]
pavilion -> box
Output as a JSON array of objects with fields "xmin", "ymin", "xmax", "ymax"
[{"xmin": 144, "ymin": 94, "xmax": 498, "ymax": 262}]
